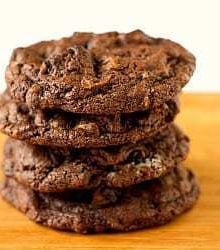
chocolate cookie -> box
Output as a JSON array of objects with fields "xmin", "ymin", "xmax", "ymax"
[
  {"xmin": 0, "ymin": 166, "xmax": 200, "ymax": 233},
  {"xmin": 0, "ymin": 92, "xmax": 179, "ymax": 148},
  {"xmin": 6, "ymin": 30, "xmax": 195, "ymax": 114},
  {"xmin": 2, "ymin": 124, "xmax": 189, "ymax": 191}
]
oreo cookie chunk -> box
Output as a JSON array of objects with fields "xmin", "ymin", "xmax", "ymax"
[
  {"xmin": 0, "ymin": 92, "xmax": 179, "ymax": 148},
  {"xmin": 3, "ymin": 124, "xmax": 189, "ymax": 192},
  {"xmin": 6, "ymin": 30, "xmax": 195, "ymax": 114},
  {"xmin": 0, "ymin": 166, "xmax": 200, "ymax": 233}
]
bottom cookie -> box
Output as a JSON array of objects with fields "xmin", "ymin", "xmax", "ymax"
[{"xmin": 0, "ymin": 166, "xmax": 199, "ymax": 234}]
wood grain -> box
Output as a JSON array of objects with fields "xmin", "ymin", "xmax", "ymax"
[{"xmin": 0, "ymin": 93, "xmax": 220, "ymax": 250}]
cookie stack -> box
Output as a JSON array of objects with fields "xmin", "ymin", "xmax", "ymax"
[{"xmin": 0, "ymin": 30, "xmax": 199, "ymax": 234}]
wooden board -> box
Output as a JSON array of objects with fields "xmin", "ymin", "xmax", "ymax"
[{"xmin": 0, "ymin": 93, "xmax": 220, "ymax": 250}]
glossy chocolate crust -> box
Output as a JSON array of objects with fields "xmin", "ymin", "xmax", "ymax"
[{"xmin": 6, "ymin": 30, "xmax": 195, "ymax": 114}]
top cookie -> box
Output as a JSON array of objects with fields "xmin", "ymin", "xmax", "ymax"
[{"xmin": 6, "ymin": 30, "xmax": 195, "ymax": 114}]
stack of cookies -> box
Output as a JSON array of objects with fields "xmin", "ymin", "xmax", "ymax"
[{"xmin": 0, "ymin": 30, "xmax": 199, "ymax": 234}]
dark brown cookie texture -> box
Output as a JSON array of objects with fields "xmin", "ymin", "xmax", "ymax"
[
  {"xmin": 6, "ymin": 30, "xmax": 195, "ymax": 114},
  {"xmin": 2, "ymin": 124, "xmax": 189, "ymax": 192},
  {"xmin": 0, "ymin": 167, "xmax": 200, "ymax": 234},
  {"xmin": 0, "ymin": 92, "xmax": 179, "ymax": 148}
]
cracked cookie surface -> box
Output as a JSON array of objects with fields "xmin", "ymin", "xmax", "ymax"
[
  {"xmin": 0, "ymin": 92, "xmax": 179, "ymax": 148},
  {"xmin": 3, "ymin": 124, "xmax": 189, "ymax": 191},
  {"xmin": 0, "ymin": 166, "xmax": 200, "ymax": 233},
  {"xmin": 6, "ymin": 30, "xmax": 195, "ymax": 114}
]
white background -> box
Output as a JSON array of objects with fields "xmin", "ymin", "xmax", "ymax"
[{"xmin": 0, "ymin": 0, "xmax": 219, "ymax": 92}]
